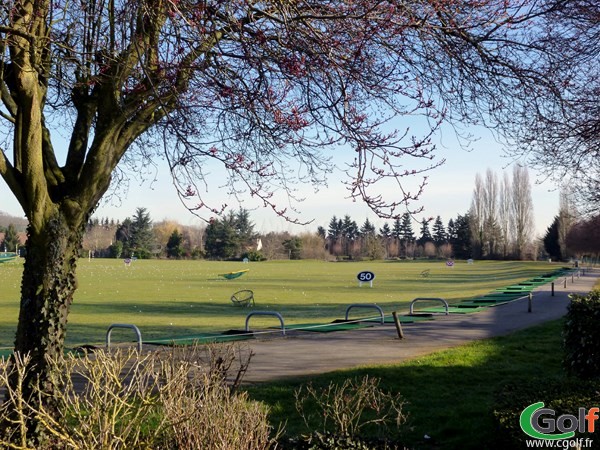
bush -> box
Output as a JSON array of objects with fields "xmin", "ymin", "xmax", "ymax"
[
  {"xmin": 294, "ymin": 376, "xmax": 408, "ymax": 443},
  {"xmin": 0, "ymin": 345, "xmax": 276, "ymax": 450},
  {"xmin": 564, "ymin": 289, "xmax": 600, "ymax": 378},
  {"xmin": 108, "ymin": 240, "xmax": 123, "ymax": 258},
  {"xmin": 242, "ymin": 250, "xmax": 267, "ymax": 261}
]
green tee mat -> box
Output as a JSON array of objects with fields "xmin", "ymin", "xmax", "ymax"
[
  {"xmin": 145, "ymin": 332, "xmax": 254, "ymax": 346},
  {"xmin": 361, "ymin": 315, "xmax": 435, "ymax": 323},
  {"xmin": 417, "ymin": 306, "xmax": 485, "ymax": 314},
  {"xmin": 495, "ymin": 286, "xmax": 534, "ymax": 293},
  {"xmin": 272, "ymin": 321, "xmax": 374, "ymax": 333}
]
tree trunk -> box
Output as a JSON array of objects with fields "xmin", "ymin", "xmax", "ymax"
[{"xmin": 4, "ymin": 208, "xmax": 86, "ymax": 443}]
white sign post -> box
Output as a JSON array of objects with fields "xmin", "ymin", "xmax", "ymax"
[{"xmin": 357, "ymin": 271, "xmax": 375, "ymax": 288}]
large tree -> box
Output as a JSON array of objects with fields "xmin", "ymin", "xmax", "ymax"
[
  {"xmin": 470, "ymin": 167, "xmax": 535, "ymax": 259},
  {"xmin": 417, "ymin": 218, "xmax": 432, "ymax": 247},
  {"xmin": 499, "ymin": 2, "xmax": 600, "ymax": 212},
  {"xmin": 511, "ymin": 165, "xmax": 535, "ymax": 259},
  {"xmin": 0, "ymin": 0, "xmax": 580, "ymax": 441},
  {"xmin": 204, "ymin": 214, "xmax": 239, "ymax": 259},
  {"xmin": 565, "ymin": 215, "xmax": 600, "ymax": 258},
  {"xmin": 449, "ymin": 213, "xmax": 473, "ymax": 260},
  {"xmin": 233, "ymin": 208, "xmax": 258, "ymax": 254},
  {"xmin": 543, "ymin": 216, "xmax": 562, "ymax": 261},
  {"xmin": 130, "ymin": 207, "xmax": 155, "ymax": 258},
  {"xmin": 432, "ymin": 216, "xmax": 446, "ymax": 246}
]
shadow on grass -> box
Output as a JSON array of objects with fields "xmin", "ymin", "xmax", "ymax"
[
  {"xmin": 63, "ymin": 301, "xmax": 398, "ymax": 346},
  {"xmin": 246, "ymin": 319, "xmax": 566, "ymax": 450},
  {"xmin": 70, "ymin": 300, "xmax": 390, "ymax": 321}
]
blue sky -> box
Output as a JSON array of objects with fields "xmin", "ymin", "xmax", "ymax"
[
  {"xmin": 90, "ymin": 123, "xmax": 560, "ymax": 236},
  {"xmin": 0, "ymin": 124, "xmax": 559, "ymax": 237}
]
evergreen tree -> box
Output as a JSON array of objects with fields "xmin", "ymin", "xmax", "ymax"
[
  {"xmin": 543, "ymin": 216, "xmax": 562, "ymax": 261},
  {"xmin": 204, "ymin": 218, "xmax": 238, "ymax": 259},
  {"xmin": 447, "ymin": 218, "xmax": 456, "ymax": 241},
  {"xmin": 166, "ymin": 230, "xmax": 185, "ymax": 258},
  {"xmin": 326, "ymin": 216, "xmax": 343, "ymax": 256},
  {"xmin": 341, "ymin": 215, "xmax": 359, "ymax": 256},
  {"xmin": 400, "ymin": 213, "xmax": 415, "ymax": 241},
  {"xmin": 317, "ymin": 226, "xmax": 326, "ymax": 240},
  {"xmin": 113, "ymin": 208, "xmax": 155, "ymax": 258},
  {"xmin": 394, "ymin": 213, "xmax": 415, "ymax": 258},
  {"xmin": 1, "ymin": 224, "xmax": 20, "ymax": 252},
  {"xmin": 108, "ymin": 240, "xmax": 123, "ymax": 259},
  {"xmin": 130, "ymin": 207, "xmax": 155, "ymax": 258},
  {"xmin": 283, "ymin": 237, "xmax": 303, "ymax": 260},
  {"xmin": 327, "ymin": 216, "xmax": 343, "ymax": 240},
  {"xmin": 360, "ymin": 218, "xmax": 376, "ymax": 237},
  {"xmin": 417, "ymin": 219, "xmax": 433, "ymax": 246},
  {"xmin": 450, "ymin": 214, "xmax": 473, "ymax": 259},
  {"xmin": 234, "ymin": 208, "xmax": 257, "ymax": 253},
  {"xmin": 115, "ymin": 218, "xmax": 134, "ymax": 257},
  {"xmin": 432, "ymin": 216, "xmax": 447, "ymax": 245},
  {"xmin": 202, "ymin": 209, "xmax": 257, "ymax": 259},
  {"xmin": 89, "ymin": 217, "xmax": 100, "ymax": 229},
  {"xmin": 379, "ymin": 223, "xmax": 392, "ymax": 239},
  {"xmin": 379, "ymin": 223, "xmax": 392, "ymax": 258},
  {"xmin": 392, "ymin": 217, "xmax": 402, "ymax": 240}
]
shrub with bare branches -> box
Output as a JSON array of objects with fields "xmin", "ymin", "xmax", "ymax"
[{"xmin": 0, "ymin": 344, "xmax": 274, "ymax": 450}]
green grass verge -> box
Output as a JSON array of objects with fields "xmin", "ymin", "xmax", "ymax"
[
  {"xmin": 0, "ymin": 258, "xmax": 558, "ymax": 348},
  {"xmin": 246, "ymin": 319, "xmax": 565, "ymax": 450}
]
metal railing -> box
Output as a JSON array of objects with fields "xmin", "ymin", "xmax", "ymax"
[
  {"xmin": 409, "ymin": 297, "xmax": 449, "ymax": 315},
  {"xmin": 345, "ymin": 303, "xmax": 385, "ymax": 324},
  {"xmin": 245, "ymin": 311, "xmax": 286, "ymax": 335},
  {"xmin": 106, "ymin": 323, "xmax": 143, "ymax": 352}
]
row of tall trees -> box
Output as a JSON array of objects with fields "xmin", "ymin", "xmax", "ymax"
[
  {"xmin": 321, "ymin": 166, "xmax": 541, "ymax": 262},
  {"xmin": 83, "ymin": 208, "xmax": 205, "ymax": 259},
  {"xmin": 320, "ymin": 212, "xmax": 473, "ymax": 260},
  {"xmin": 87, "ymin": 203, "xmax": 597, "ymax": 263},
  {"xmin": 81, "ymin": 209, "xmax": 476, "ymax": 262},
  {"xmin": 82, "ymin": 207, "xmax": 261, "ymax": 260},
  {"xmin": 469, "ymin": 166, "xmax": 536, "ymax": 260}
]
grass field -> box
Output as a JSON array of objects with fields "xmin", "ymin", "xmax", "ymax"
[
  {"xmin": 0, "ymin": 258, "xmax": 558, "ymax": 349},
  {"xmin": 246, "ymin": 319, "xmax": 566, "ymax": 449}
]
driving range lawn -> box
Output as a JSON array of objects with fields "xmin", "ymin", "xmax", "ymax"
[
  {"xmin": 245, "ymin": 319, "xmax": 565, "ymax": 449},
  {"xmin": 0, "ymin": 258, "xmax": 557, "ymax": 349}
]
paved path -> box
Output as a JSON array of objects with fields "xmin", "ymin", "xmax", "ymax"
[{"xmin": 240, "ymin": 268, "xmax": 598, "ymax": 384}]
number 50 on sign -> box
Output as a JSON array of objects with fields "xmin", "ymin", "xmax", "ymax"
[{"xmin": 357, "ymin": 271, "xmax": 375, "ymax": 288}]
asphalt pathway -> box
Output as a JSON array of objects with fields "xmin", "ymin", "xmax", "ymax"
[{"xmin": 240, "ymin": 268, "xmax": 599, "ymax": 384}]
